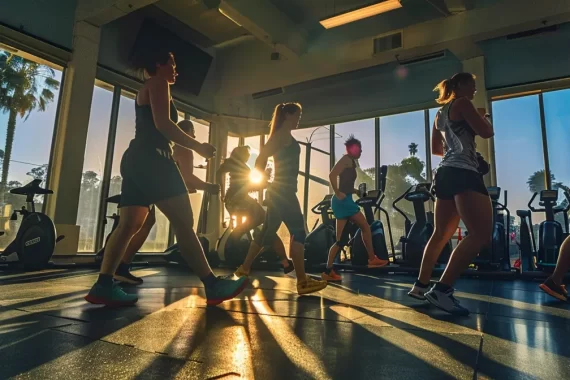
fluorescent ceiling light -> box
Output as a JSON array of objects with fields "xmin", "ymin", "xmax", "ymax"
[{"xmin": 320, "ymin": 0, "xmax": 402, "ymax": 29}]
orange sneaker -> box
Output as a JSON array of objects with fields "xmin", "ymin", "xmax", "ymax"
[
  {"xmin": 368, "ymin": 256, "xmax": 389, "ymax": 268},
  {"xmin": 321, "ymin": 269, "xmax": 342, "ymax": 282}
]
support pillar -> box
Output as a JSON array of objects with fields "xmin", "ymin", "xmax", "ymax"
[
  {"xmin": 462, "ymin": 56, "xmax": 496, "ymax": 186},
  {"xmin": 205, "ymin": 121, "xmax": 228, "ymax": 247},
  {"xmin": 45, "ymin": 21, "xmax": 100, "ymax": 254}
]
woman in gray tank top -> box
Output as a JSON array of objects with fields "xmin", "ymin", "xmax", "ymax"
[{"xmin": 408, "ymin": 73, "xmax": 494, "ymax": 316}]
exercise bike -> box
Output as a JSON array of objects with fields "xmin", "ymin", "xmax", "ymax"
[
  {"xmin": 517, "ymin": 189, "xmax": 570, "ymax": 273},
  {"xmin": 472, "ymin": 186, "xmax": 511, "ymax": 271},
  {"xmin": 392, "ymin": 183, "xmax": 452, "ymax": 268},
  {"xmin": 0, "ymin": 179, "xmax": 64, "ymax": 270}
]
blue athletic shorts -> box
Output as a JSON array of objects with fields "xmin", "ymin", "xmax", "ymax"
[{"xmin": 331, "ymin": 194, "xmax": 360, "ymax": 219}]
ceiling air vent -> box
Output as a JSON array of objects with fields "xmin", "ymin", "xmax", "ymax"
[
  {"xmin": 506, "ymin": 25, "xmax": 558, "ymax": 40},
  {"xmin": 252, "ymin": 87, "xmax": 284, "ymax": 100},
  {"xmin": 398, "ymin": 50, "xmax": 446, "ymax": 66},
  {"xmin": 373, "ymin": 31, "xmax": 403, "ymax": 54}
]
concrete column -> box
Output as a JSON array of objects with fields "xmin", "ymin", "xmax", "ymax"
[
  {"xmin": 205, "ymin": 120, "xmax": 228, "ymax": 247},
  {"xmin": 45, "ymin": 21, "xmax": 100, "ymax": 254},
  {"xmin": 462, "ymin": 56, "xmax": 496, "ymax": 186}
]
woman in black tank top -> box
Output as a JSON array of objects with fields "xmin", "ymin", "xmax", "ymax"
[
  {"xmin": 216, "ymin": 146, "xmax": 293, "ymax": 273},
  {"xmin": 86, "ymin": 51, "xmax": 248, "ymax": 307},
  {"xmin": 323, "ymin": 136, "xmax": 388, "ymax": 282},
  {"xmin": 233, "ymin": 103, "xmax": 327, "ymax": 296},
  {"xmin": 408, "ymin": 73, "xmax": 494, "ymax": 316}
]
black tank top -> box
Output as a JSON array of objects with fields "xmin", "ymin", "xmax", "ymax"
[
  {"xmin": 131, "ymin": 99, "xmax": 178, "ymax": 153},
  {"xmin": 273, "ymin": 138, "xmax": 300, "ymax": 192},
  {"xmin": 224, "ymin": 158, "xmax": 251, "ymax": 199},
  {"xmin": 338, "ymin": 155, "xmax": 357, "ymax": 194}
]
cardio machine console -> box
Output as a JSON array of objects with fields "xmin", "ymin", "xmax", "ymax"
[
  {"xmin": 487, "ymin": 186, "xmax": 501, "ymax": 201},
  {"xmin": 540, "ymin": 190, "xmax": 558, "ymax": 202},
  {"xmin": 357, "ymin": 190, "xmax": 381, "ymax": 206}
]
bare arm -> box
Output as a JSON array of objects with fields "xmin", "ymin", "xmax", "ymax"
[
  {"xmin": 255, "ymin": 131, "xmax": 286, "ymax": 171},
  {"xmin": 431, "ymin": 117, "xmax": 445, "ymax": 157},
  {"xmin": 455, "ymin": 97, "xmax": 494, "ymax": 138},
  {"xmin": 149, "ymin": 79, "xmax": 215, "ymax": 159},
  {"xmin": 329, "ymin": 156, "xmax": 352, "ymax": 197}
]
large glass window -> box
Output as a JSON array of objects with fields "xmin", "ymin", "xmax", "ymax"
[
  {"xmin": 493, "ymin": 95, "xmax": 545, "ymax": 226},
  {"xmin": 544, "ymin": 89, "xmax": 570, "ymax": 204},
  {"xmin": 0, "ymin": 49, "xmax": 62, "ymax": 249},
  {"xmin": 189, "ymin": 118, "xmax": 210, "ymax": 224},
  {"xmin": 244, "ymin": 135, "xmax": 261, "ymax": 201},
  {"xmin": 379, "ymin": 111, "xmax": 428, "ymax": 245},
  {"xmin": 429, "ymin": 107, "xmax": 442, "ymax": 170},
  {"xmin": 76, "ymin": 81, "xmax": 113, "ymax": 252}
]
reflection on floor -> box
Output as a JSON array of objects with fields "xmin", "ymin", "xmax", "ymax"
[{"xmin": 1, "ymin": 266, "xmax": 569, "ymax": 379}]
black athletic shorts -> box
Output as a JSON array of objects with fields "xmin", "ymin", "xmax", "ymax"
[
  {"xmin": 433, "ymin": 166, "xmax": 488, "ymax": 200},
  {"xmin": 119, "ymin": 145, "xmax": 188, "ymax": 208},
  {"xmin": 258, "ymin": 187, "xmax": 306, "ymax": 247},
  {"xmin": 226, "ymin": 195, "xmax": 265, "ymax": 225}
]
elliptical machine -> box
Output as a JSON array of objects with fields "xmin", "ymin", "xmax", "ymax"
[
  {"xmin": 517, "ymin": 189, "xmax": 570, "ymax": 273},
  {"xmin": 392, "ymin": 183, "xmax": 452, "ymax": 268},
  {"xmin": 350, "ymin": 165, "xmax": 394, "ymax": 266},
  {"xmin": 1, "ymin": 179, "xmax": 64, "ymax": 269},
  {"xmin": 473, "ymin": 186, "xmax": 511, "ymax": 271}
]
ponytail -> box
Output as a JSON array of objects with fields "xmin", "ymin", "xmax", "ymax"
[
  {"xmin": 434, "ymin": 72, "xmax": 476, "ymax": 105},
  {"xmin": 269, "ymin": 102, "xmax": 302, "ymax": 137}
]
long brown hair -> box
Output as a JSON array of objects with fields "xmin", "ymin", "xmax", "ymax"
[
  {"xmin": 434, "ymin": 72, "xmax": 476, "ymax": 105},
  {"xmin": 268, "ymin": 102, "xmax": 302, "ymax": 137}
]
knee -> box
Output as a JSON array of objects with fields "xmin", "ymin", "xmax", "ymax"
[
  {"xmin": 117, "ymin": 220, "xmax": 145, "ymax": 236},
  {"xmin": 170, "ymin": 213, "xmax": 195, "ymax": 233},
  {"xmin": 290, "ymin": 228, "xmax": 306, "ymax": 244}
]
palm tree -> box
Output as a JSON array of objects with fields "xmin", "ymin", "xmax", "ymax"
[
  {"xmin": 408, "ymin": 142, "xmax": 418, "ymax": 156},
  {"xmin": 0, "ymin": 51, "xmax": 59, "ymax": 197},
  {"xmin": 526, "ymin": 170, "xmax": 556, "ymax": 193}
]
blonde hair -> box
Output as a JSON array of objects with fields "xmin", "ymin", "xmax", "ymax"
[
  {"xmin": 434, "ymin": 73, "xmax": 476, "ymax": 105},
  {"xmin": 268, "ymin": 102, "xmax": 302, "ymax": 137}
]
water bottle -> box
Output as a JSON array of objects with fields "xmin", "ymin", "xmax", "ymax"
[{"xmin": 359, "ymin": 183, "xmax": 367, "ymax": 198}]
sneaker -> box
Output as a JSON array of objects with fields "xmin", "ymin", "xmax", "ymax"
[
  {"xmin": 425, "ymin": 285, "xmax": 469, "ymax": 316},
  {"xmin": 84, "ymin": 282, "xmax": 138, "ymax": 307},
  {"xmin": 283, "ymin": 260, "xmax": 295, "ymax": 275},
  {"xmin": 297, "ymin": 277, "xmax": 328, "ymax": 295},
  {"xmin": 321, "ymin": 269, "xmax": 342, "ymax": 282},
  {"xmin": 368, "ymin": 256, "xmax": 389, "ymax": 268},
  {"xmin": 539, "ymin": 278, "xmax": 568, "ymax": 302},
  {"xmin": 205, "ymin": 276, "xmax": 249, "ymax": 306},
  {"xmin": 114, "ymin": 269, "xmax": 143, "ymax": 285},
  {"xmin": 234, "ymin": 265, "xmax": 250, "ymax": 278},
  {"xmin": 408, "ymin": 281, "xmax": 430, "ymax": 301}
]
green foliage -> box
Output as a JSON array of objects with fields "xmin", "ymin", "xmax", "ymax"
[{"xmin": 0, "ymin": 50, "xmax": 60, "ymax": 199}]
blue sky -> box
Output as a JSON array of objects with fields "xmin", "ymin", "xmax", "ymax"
[{"xmin": 2, "ymin": 63, "xmax": 570, "ymax": 227}]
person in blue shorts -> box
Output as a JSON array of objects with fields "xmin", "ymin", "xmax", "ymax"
[{"xmin": 322, "ymin": 136, "xmax": 388, "ymax": 281}]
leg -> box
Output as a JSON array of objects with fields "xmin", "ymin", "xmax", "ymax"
[
  {"xmin": 156, "ymin": 193, "xmax": 248, "ymax": 306},
  {"xmin": 100, "ymin": 207, "xmax": 150, "ymax": 275},
  {"xmin": 121, "ymin": 206, "xmax": 156, "ymax": 264},
  {"xmin": 418, "ymin": 199, "xmax": 460, "ymax": 284},
  {"xmin": 155, "ymin": 194, "xmax": 212, "ymax": 278},
  {"xmin": 349, "ymin": 212, "xmax": 389, "ymax": 266},
  {"xmin": 85, "ymin": 206, "xmax": 148, "ymax": 306},
  {"xmin": 539, "ymin": 235, "xmax": 570, "ymax": 301},
  {"xmin": 439, "ymin": 191, "xmax": 493, "ymax": 286},
  {"xmin": 327, "ymin": 219, "xmax": 348, "ymax": 268}
]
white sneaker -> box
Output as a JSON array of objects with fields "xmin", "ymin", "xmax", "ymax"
[{"xmin": 425, "ymin": 285, "xmax": 469, "ymax": 316}]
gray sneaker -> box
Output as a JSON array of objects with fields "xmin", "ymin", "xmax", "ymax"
[{"xmin": 425, "ymin": 286, "xmax": 469, "ymax": 316}]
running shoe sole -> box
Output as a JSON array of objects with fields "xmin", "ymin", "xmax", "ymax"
[
  {"xmin": 206, "ymin": 278, "xmax": 249, "ymax": 306},
  {"xmin": 407, "ymin": 291, "xmax": 427, "ymax": 301},
  {"xmin": 539, "ymin": 283, "xmax": 568, "ymax": 302},
  {"xmin": 321, "ymin": 274, "xmax": 342, "ymax": 282},
  {"xmin": 114, "ymin": 274, "xmax": 143, "ymax": 285},
  {"xmin": 425, "ymin": 292, "xmax": 469, "ymax": 316},
  {"xmin": 298, "ymin": 281, "xmax": 328, "ymax": 295},
  {"xmin": 84, "ymin": 294, "xmax": 138, "ymax": 307}
]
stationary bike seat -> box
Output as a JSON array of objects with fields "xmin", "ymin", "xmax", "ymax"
[
  {"xmin": 106, "ymin": 194, "xmax": 122, "ymax": 204},
  {"xmin": 10, "ymin": 179, "xmax": 53, "ymax": 195}
]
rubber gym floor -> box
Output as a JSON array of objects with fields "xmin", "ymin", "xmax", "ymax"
[{"xmin": 1, "ymin": 266, "xmax": 569, "ymax": 379}]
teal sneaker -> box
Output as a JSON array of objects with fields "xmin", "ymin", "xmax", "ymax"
[
  {"xmin": 205, "ymin": 276, "xmax": 249, "ymax": 306},
  {"xmin": 84, "ymin": 282, "xmax": 138, "ymax": 306}
]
